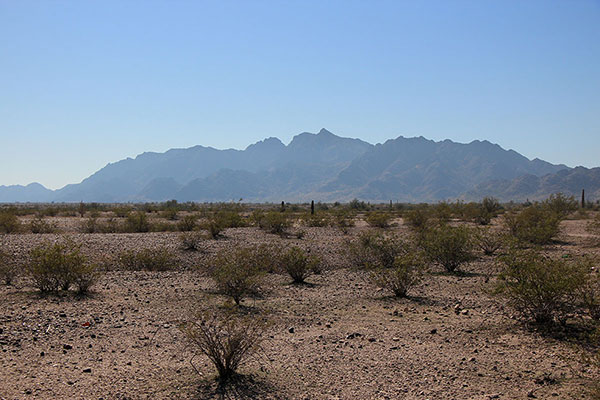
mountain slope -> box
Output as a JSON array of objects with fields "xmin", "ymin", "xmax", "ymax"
[
  {"xmin": 466, "ymin": 167, "xmax": 600, "ymax": 202},
  {"xmin": 2, "ymin": 129, "xmax": 592, "ymax": 203},
  {"xmin": 318, "ymin": 136, "xmax": 567, "ymax": 201}
]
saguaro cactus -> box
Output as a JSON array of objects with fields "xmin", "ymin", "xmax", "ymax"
[{"xmin": 311, "ymin": 200, "xmax": 315, "ymax": 215}]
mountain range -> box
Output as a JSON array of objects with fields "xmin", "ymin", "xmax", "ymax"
[{"xmin": 1, "ymin": 129, "xmax": 597, "ymax": 203}]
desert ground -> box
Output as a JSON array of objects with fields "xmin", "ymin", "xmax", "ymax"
[{"xmin": 1, "ymin": 210, "xmax": 599, "ymax": 400}]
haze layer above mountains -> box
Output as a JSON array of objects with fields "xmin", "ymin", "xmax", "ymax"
[{"xmin": 2, "ymin": 129, "xmax": 598, "ymax": 203}]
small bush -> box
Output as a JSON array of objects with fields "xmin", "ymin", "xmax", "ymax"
[
  {"xmin": 178, "ymin": 214, "xmax": 198, "ymax": 231},
  {"xmin": 280, "ymin": 246, "xmax": 320, "ymax": 283},
  {"xmin": 118, "ymin": 248, "xmax": 177, "ymax": 271},
  {"xmin": 420, "ymin": 225, "xmax": 474, "ymax": 272},
  {"xmin": 0, "ymin": 211, "xmax": 20, "ymax": 233},
  {"xmin": 181, "ymin": 310, "xmax": 266, "ymax": 381},
  {"xmin": 403, "ymin": 208, "xmax": 431, "ymax": 233},
  {"xmin": 331, "ymin": 210, "xmax": 355, "ymax": 234},
  {"xmin": 371, "ymin": 251, "xmax": 425, "ymax": 297},
  {"xmin": 347, "ymin": 231, "xmax": 405, "ymax": 270},
  {"xmin": 0, "ymin": 249, "xmax": 17, "ymax": 285},
  {"xmin": 302, "ymin": 213, "xmax": 330, "ymax": 227},
  {"xmin": 495, "ymin": 249, "xmax": 587, "ymax": 324},
  {"xmin": 580, "ymin": 272, "xmax": 600, "ymax": 321},
  {"xmin": 29, "ymin": 216, "xmax": 58, "ymax": 234},
  {"xmin": 113, "ymin": 206, "xmax": 132, "ymax": 218},
  {"xmin": 71, "ymin": 263, "xmax": 100, "ymax": 294},
  {"xmin": 211, "ymin": 247, "xmax": 265, "ymax": 304},
  {"xmin": 257, "ymin": 211, "xmax": 290, "ymax": 235},
  {"xmin": 161, "ymin": 209, "xmax": 178, "ymax": 220},
  {"xmin": 28, "ymin": 241, "xmax": 92, "ymax": 292},
  {"xmin": 542, "ymin": 193, "xmax": 578, "ymax": 218},
  {"xmin": 365, "ymin": 212, "xmax": 393, "ymax": 228},
  {"xmin": 475, "ymin": 227, "xmax": 506, "ymax": 256},
  {"xmin": 80, "ymin": 217, "xmax": 99, "ymax": 233},
  {"xmin": 505, "ymin": 205, "xmax": 562, "ymax": 245},
  {"xmin": 250, "ymin": 243, "xmax": 283, "ymax": 273},
  {"xmin": 125, "ymin": 211, "xmax": 150, "ymax": 233},
  {"xmin": 180, "ymin": 231, "xmax": 205, "ymax": 251}
]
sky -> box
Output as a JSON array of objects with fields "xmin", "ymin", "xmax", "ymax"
[{"xmin": 1, "ymin": 0, "xmax": 599, "ymax": 189}]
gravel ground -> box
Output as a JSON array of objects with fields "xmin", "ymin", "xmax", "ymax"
[{"xmin": 0, "ymin": 217, "xmax": 599, "ymax": 399}]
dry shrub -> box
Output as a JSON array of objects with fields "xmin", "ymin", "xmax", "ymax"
[
  {"xmin": 28, "ymin": 240, "xmax": 99, "ymax": 293},
  {"xmin": 420, "ymin": 225, "xmax": 475, "ymax": 272},
  {"xmin": 178, "ymin": 214, "xmax": 199, "ymax": 231},
  {"xmin": 580, "ymin": 272, "xmax": 600, "ymax": 321},
  {"xmin": 302, "ymin": 213, "xmax": 331, "ymax": 227},
  {"xmin": 181, "ymin": 310, "xmax": 267, "ymax": 381},
  {"xmin": 180, "ymin": 231, "xmax": 205, "ymax": 251},
  {"xmin": 495, "ymin": 249, "xmax": 588, "ymax": 325},
  {"xmin": 211, "ymin": 247, "xmax": 265, "ymax": 305},
  {"xmin": 331, "ymin": 210, "xmax": 355, "ymax": 234},
  {"xmin": 347, "ymin": 230, "xmax": 405, "ymax": 270},
  {"xmin": 505, "ymin": 203, "xmax": 563, "ymax": 245},
  {"xmin": 371, "ymin": 251, "xmax": 426, "ymax": 297},
  {"xmin": 125, "ymin": 211, "xmax": 151, "ymax": 233},
  {"xmin": 0, "ymin": 249, "xmax": 17, "ymax": 285},
  {"xmin": 255, "ymin": 211, "xmax": 290, "ymax": 236},
  {"xmin": 475, "ymin": 227, "xmax": 506, "ymax": 256},
  {"xmin": 0, "ymin": 211, "xmax": 20, "ymax": 233},
  {"xmin": 365, "ymin": 212, "xmax": 393, "ymax": 228},
  {"xmin": 118, "ymin": 248, "xmax": 177, "ymax": 271},
  {"xmin": 347, "ymin": 231, "xmax": 424, "ymax": 297},
  {"xmin": 280, "ymin": 246, "xmax": 320, "ymax": 283},
  {"xmin": 29, "ymin": 216, "xmax": 58, "ymax": 234}
]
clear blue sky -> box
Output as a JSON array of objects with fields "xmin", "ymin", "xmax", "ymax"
[{"xmin": 1, "ymin": 0, "xmax": 599, "ymax": 189}]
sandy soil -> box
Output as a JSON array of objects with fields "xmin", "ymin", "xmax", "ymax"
[{"xmin": 1, "ymin": 217, "xmax": 599, "ymax": 399}]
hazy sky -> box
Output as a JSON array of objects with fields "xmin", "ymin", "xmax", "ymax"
[{"xmin": 1, "ymin": 0, "xmax": 599, "ymax": 189}]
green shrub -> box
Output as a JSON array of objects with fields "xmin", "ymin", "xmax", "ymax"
[
  {"xmin": 161, "ymin": 208, "xmax": 178, "ymax": 220},
  {"xmin": 181, "ymin": 310, "xmax": 266, "ymax": 381},
  {"xmin": 80, "ymin": 217, "xmax": 99, "ymax": 233},
  {"xmin": 505, "ymin": 205, "xmax": 562, "ymax": 245},
  {"xmin": 257, "ymin": 211, "xmax": 290, "ymax": 235},
  {"xmin": 302, "ymin": 213, "xmax": 331, "ymax": 227},
  {"xmin": 180, "ymin": 231, "xmax": 205, "ymax": 251},
  {"xmin": 280, "ymin": 246, "xmax": 320, "ymax": 283},
  {"xmin": 97, "ymin": 217, "xmax": 122, "ymax": 233},
  {"xmin": 0, "ymin": 249, "xmax": 17, "ymax": 285},
  {"xmin": 125, "ymin": 211, "xmax": 150, "ymax": 233},
  {"xmin": 365, "ymin": 212, "xmax": 393, "ymax": 228},
  {"xmin": 177, "ymin": 214, "xmax": 198, "ymax": 231},
  {"xmin": 420, "ymin": 225, "xmax": 474, "ymax": 272},
  {"xmin": 0, "ymin": 211, "xmax": 20, "ymax": 233},
  {"xmin": 29, "ymin": 216, "xmax": 58, "ymax": 234},
  {"xmin": 475, "ymin": 227, "xmax": 506, "ymax": 256},
  {"xmin": 113, "ymin": 206, "xmax": 132, "ymax": 218},
  {"xmin": 371, "ymin": 251, "xmax": 425, "ymax": 297},
  {"xmin": 331, "ymin": 210, "xmax": 355, "ymax": 234},
  {"xmin": 461, "ymin": 198, "xmax": 500, "ymax": 225},
  {"xmin": 211, "ymin": 247, "xmax": 265, "ymax": 304},
  {"xmin": 347, "ymin": 231, "xmax": 405, "ymax": 270},
  {"xmin": 580, "ymin": 272, "xmax": 600, "ymax": 321},
  {"xmin": 27, "ymin": 241, "xmax": 95, "ymax": 292},
  {"xmin": 71, "ymin": 263, "xmax": 100, "ymax": 294},
  {"xmin": 403, "ymin": 208, "xmax": 431, "ymax": 233},
  {"xmin": 250, "ymin": 243, "xmax": 283, "ymax": 273},
  {"xmin": 495, "ymin": 249, "xmax": 587, "ymax": 324},
  {"xmin": 118, "ymin": 248, "xmax": 177, "ymax": 271},
  {"xmin": 542, "ymin": 193, "xmax": 578, "ymax": 218}
]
